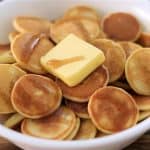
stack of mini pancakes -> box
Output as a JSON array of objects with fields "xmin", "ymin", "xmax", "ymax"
[{"xmin": 0, "ymin": 5, "xmax": 150, "ymax": 140}]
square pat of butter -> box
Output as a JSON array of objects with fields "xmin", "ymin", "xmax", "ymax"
[{"xmin": 41, "ymin": 34, "xmax": 105, "ymax": 87}]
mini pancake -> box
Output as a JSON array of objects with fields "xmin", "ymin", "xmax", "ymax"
[
  {"xmin": 74, "ymin": 119, "xmax": 97, "ymax": 140},
  {"xmin": 11, "ymin": 33, "xmax": 54, "ymax": 74},
  {"xmin": 0, "ymin": 64, "xmax": 26, "ymax": 114},
  {"xmin": 9, "ymin": 31, "xmax": 19, "ymax": 43},
  {"xmin": 13, "ymin": 16, "xmax": 51, "ymax": 36},
  {"xmin": 65, "ymin": 117, "xmax": 80, "ymax": 140},
  {"xmin": 119, "ymin": 41, "xmax": 142, "ymax": 58},
  {"xmin": 11, "ymin": 74, "xmax": 62, "ymax": 119},
  {"xmin": 125, "ymin": 49, "xmax": 150, "ymax": 96},
  {"xmin": 92, "ymin": 39, "xmax": 126, "ymax": 82},
  {"xmin": 132, "ymin": 95, "xmax": 150, "ymax": 111},
  {"xmin": 56, "ymin": 66, "xmax": 109, "ymax": 102},
  {"xmin": 65, "ymin": 100, "xmax": 89, "ymax": 119},
  {"xmin": 64, "ymin": 6, "xmax": 100, "ymax": 21},
  {"xmin": 101, "ymin": 12, "xmax": 141, "ymax": 41},
  {"xmin": 137, "ymin": 32, "xmax": 150, "ymax": 47},
  {"xmin": 50, "ymin": 19, "xmax": 88, "ymax": 43},
  {"xmin": 4, "ymin": 113, "xmax": 24, "ymax": 128},
  {"xmin": 88, "ymin": 86, "xmax": 139, "ymax": 134},
  {"xmin": 21, "ymin": 106, "xmax": 76, "ymax": 140},
  {"xmin": 138, "ymin": 111, "xmax": 150, "ymax": 122},
  {"xmin": 0, "ymin": 44, "xmax": 15, "ymax": 64}
]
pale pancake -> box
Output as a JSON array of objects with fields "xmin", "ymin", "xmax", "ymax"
[
  {"xmin": 0, "ymin": 64, "xmax": 26, "ymax": 114},
  {"xmin": 11, "ymin": 33, "xmax": 54, "ymax": 74},
  {"xmin": 13, "ymin": 16, "xmax": 51, "ymax": 35},
  {"xmin": 65, "ymin": 100, "xmax": 89, "ymax": 119},
  {"xmin": 133, "ymin": 95, "xmax": 150, "ymax": 111},
  {"xmin": 88, "ymin": 86, "xmax": 139, "ymax": 133},
  {"xmin": 21, "ymin": 106, "xmax": 76, "ymax": 140},
  {"xmin": 101, "ymin": 12, "xmax": 141, "ymax": 41},
  {"xmin": 138, "ymin": 111, "xmax": 150, "ymax": 122},
  {"xmin": 56, "ymin": 66, "xmax": 109, "ymax": 102},
  {"xmin": 125, "ymin": 49, "xmax": 150, "ymax": 95},
  {"xmin": 4, "ymin": 113, "xmax": 24, "ymax": 128},
  {"xmin": 9, "ymin": 31, "xmax": 19, "ymax": 43},
  {"xmin": 11, "ymin": 74, "xmax": 62, "ymax": 119},
  {"xmin": 65, "ymin": 117, "xmax": 80, "ymax": 140},
  {"xmin": 92, "ymin": 39, "xmax": 126, "ymax": 82},
  {"xmin": 74, "ymin": 119, "xmax": 97, "ymax": 140},
  {"xmin": 137, "ymin": 32, "xmax": 150, "ymax": 47}
]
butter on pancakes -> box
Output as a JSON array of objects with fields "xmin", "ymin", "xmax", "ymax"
[
  {"xmin": 92, "ymin": 39, "xmax": 126, "ymax": 82},
  {"xmin": 125, "ymin": 49, "xmax": 150, "ymax": 96},
  {"xmin": 88, "ymin": 86, "xmax": 139, "ymax": 133},
  {"xmin": 0, "ymin": 64, "xmax": 26, "ymax": 114},
  {"xmin": 11, "ymin": 74, "xmax": 62, "ymax": 119},
  {"xmin": 101, "ymin": 12, "xmax": 141, "ymax": 41},
  {"xmin": 21, "ymin": 106, "xmax": 76, "ymax": 140},
  {"xmin": 56, "ymin": 66, "xmax": 109, "ymax": 102},
  {"xmin": 11, "ymin": 33, "xmax": 54, "ymax": 74}
]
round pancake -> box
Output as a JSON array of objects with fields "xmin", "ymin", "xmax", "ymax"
[
  {"xmin": 56, "ymin": 66, "xmax": 109, "ymax": 102},
  {"xmin": 0, "ymin": 64, "xmax": 26, "ymax": 114},
  {"xmin": 65, "ymin": 100, "xmax": 89, "ymax": 119},
  {"xmin": 64, "ymin": 6, "xmax": 100, "ymax": 21},
  {"xmin": 50, "ymin": 19, "xmax": 88, "ymax": 43},
  {"xmin": 119, "ymin": 41, "xmax": 142, "ymax": 58},
  {"xmin": 132, "ymin": 95, "xmax": 150, "ymax": 111},
  {"xmin": 9, "ymin": 31, "xmax": 19, "ymax": 43},
  {"xmin": 125, "ymin": 49, "xmax": 150, "ymax": 95},
  {"xmin": 11, "ymin": 33, "xmax": 54, "ymax": 74},
  {"xmin": 101, "ymin": 12, "xmax": 141, "ymax": 41},
  {"xmin": 21, "ymin": 106, "xmax": 76, "ymax": 140},
  {"xmin": 4, "ymin": 113, "xmax": 24, "ymax": 128},
  {"xmin": 138, "ymin": 111, "xmax": 150, "ymax": 122},
  {"xmin": 92, "ymin": 39, "xmax": 126, "ymax": 82},
  {"xmin": 13, "ymin": 16, "xmax": 51, "ymax": 36},
  {"xmin": 11, "ymin": 74, "xmax": 62, "ymax": 119},
  {"xmin": 0, "ymin": 44, "xmax": 15, "ymax": 64},
  {"xmin": 74, "ymin": 119, "xmax": 97, "ymax": 140},
  {"xmin": 65, "ymin": 117, "xmax": 80, "ymax": 140},
  {"xmin": 137, "ymin": 32, "xmax": 150, "ymax": 47},
  {"xmin": 88, "ymin": 86, "xmax": 139, "ymax": 133}
]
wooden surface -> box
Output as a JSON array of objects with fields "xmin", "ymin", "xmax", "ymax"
[{"xmin": 0, "ymin": 131, "xmax": 150, "ymax": 150}]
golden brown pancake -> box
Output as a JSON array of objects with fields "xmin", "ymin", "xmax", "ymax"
[
  {"xmin": 4, "ymin": 113, "xmax": 24, "ymax": 128},
  {"xmin": 92, "ymin": 39, "xmax": 126, "ymax": 82},
  {"xmin": 138, "ymin": 111, "xmax": 150, "ymax": 122},
  {"xmin": 21, "ymin": 106, "xmax": 76, "ymax": 140},
  {"xmin": 96, "ymin": 131, "xmax": 109, "ymax": 138},
  {"xmin": 11, "ymin": 74, "xmax": 62, "ymax": 119},
  {"xmin": 137, "ymin": 32, "xmax": 150, "ymax": 47},
  {"xmin": 9, "ymin": 31, "xmax": 19, "ymax": 43},
  {"xmin": 13, "ymin": 16, "xmax": 51, "ymax": 36},
  {"xmin": 119, "ymin": 41, "xmax": 142, "ymax": 58},
  {"xmin": 0, "ymin": 64, "xmax": 26, "ymax": 114},
  {"xmin": 88, "ymin": 86, "xmax": 139, "ymax": 133},
  {"xmin": 65, "ymin": 117, "xmax": 80, "ymax": 140},
  {"xmin": 64, "ymin": 6, "xmax": 100, "ymax": 21},
  {"xmin": 101, "ymin": 12, "xmax": 141, "ymax": 41},
  {"xmin": 50, "ymin": 19, "xmax": 88, "ymax": 43},
  {"xmin": 65, "ymin": 100, "xmax": 89, "ymax": 119},
  {"xmin": 56, "ymin": 66, "xmax": 109, "ymax": 102},
  {"xmin": 0, "ymin": 44, "xmax": 16, "ymax": 64},
  {"xmin": 132, "ymin": 95, "xmax": 150, "ymax": 111},
  {"xmin": 74, "ymin": 119, "xmax": 97, "ymax": 140},
  {"xmin": 11, "ymin": 33, "xmax": 54, "ymax": 74},
  {"xmin": 125, "ymin": 49, "xmax": 150, "ymax": 95}
]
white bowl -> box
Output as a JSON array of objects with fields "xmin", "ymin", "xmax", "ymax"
[{"xmin": 0, "ymin": 0, "xmax": 150, "ymax": 150}]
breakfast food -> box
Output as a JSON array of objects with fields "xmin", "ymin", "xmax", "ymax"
[
  {"xmin": 0, "ymin": 5, "xmax": 149, "ymax": 141},
  {"xmin": 11, "ymin": 74, "xmax": 62, "ymax": 119},
  {"xmin": 101, "ymin": 12, "xmax": 141, "ymax": 41},
  {"xmin": 41, "ymin": 34, "xmax": 105, "ymax": 87},
  {"xmin": 92, "ymin": 39, "xmax": 126, "ymax": 82},
  {"xmin": 125, "ymin": 49, "xmax": 150, "ymax": 95}
]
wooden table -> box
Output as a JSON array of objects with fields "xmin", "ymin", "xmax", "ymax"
[{"xmin": 0, "ymin": 131, "xmax": 150, "ymax": 150}]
